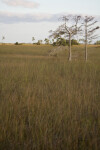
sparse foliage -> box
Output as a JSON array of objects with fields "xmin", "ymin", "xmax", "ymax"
[
  {"xmin": 37, "ymin": 40, "xmax": 42, "ymax": 45},
  {"xmin": 32, "ymin": 37, "xmax": 35, "ymax": 44},
  {"xmin": 2, "ymin": 36, "xmax": 5, "ymax": 44},
  {"xmin": 95, "ymin": 40, "xmax": 100, "ymax": 45},
  {"xmin": 49, "ymin": 15, "xmax": 82, "ymax": 61},
  {"xmin": 44, "ymin": 38, "xmax": 50, "ymax": 44},
  {"xmin": 82, "ymin": 16, "xmax": 99, "ymax": 61}
]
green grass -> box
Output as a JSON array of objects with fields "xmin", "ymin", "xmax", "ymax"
[{"xmin": 0, "ymin": 45, "xmax": 100, "ymax": 150}]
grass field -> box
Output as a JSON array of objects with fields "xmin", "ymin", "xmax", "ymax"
[{"xmin": 0, "ymin": 44, "xmax": 100, "ymax": 150}]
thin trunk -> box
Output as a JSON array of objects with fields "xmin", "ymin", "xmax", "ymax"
[
  {"xmin": 85, "ymin": 20, "xmax": 88, "ymax": 61},
  {"xmin": 69, "ymin": 33, "xmax": 72, "ymax": 61},
  {"xmin": 2, "ymin": 41, "xmax": 3, "ymax": 45}
]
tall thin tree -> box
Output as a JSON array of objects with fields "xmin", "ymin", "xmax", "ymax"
[
  {"xmin": 82, "ymin": 16, "xmax": 99, "ymax": 61},
  {"xmin": 49, "ymin": 15, "xmax": 82, "ymax": 61}
]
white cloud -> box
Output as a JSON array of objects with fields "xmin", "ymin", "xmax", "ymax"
[
  {"xmin": 0, "ymin": 11, "xmax": 100, "ymax": 24},
  {"xmin": 0, "ymin": 11, "xmax": 59, "ymax": 23},
  {"xmin": 2, "ymin": 0, "xmax": 39, "ymax": 8}
]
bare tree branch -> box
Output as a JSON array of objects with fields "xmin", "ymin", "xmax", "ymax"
[{"xmin": 82, "ymin": 16, "xmax": 100, "ymax": 61}]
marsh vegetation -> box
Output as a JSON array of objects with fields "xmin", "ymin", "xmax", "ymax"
[{"xmin": 0, "ymin": 45, "xmax": 100, "ymax": 150}]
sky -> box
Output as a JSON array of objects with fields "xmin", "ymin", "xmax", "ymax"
[{"xmin": 0, "ymin": 0, "xmax": 100, "ymax": 43}]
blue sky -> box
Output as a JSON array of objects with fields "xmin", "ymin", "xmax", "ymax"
[{"xmin": 0, "ymin": 0, "xmax": 100, "ymax": 43}]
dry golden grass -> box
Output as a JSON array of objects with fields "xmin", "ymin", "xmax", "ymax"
[{"xmin": 0, "ymin": 45, "xmax": 100, "ymax": 150}]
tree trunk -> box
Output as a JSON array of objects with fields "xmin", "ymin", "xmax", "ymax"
[
  {"xmin": 69, "ymin": 33, "xmax": 72, "ymax": 61},
  {"xmin": 85, "ymin": 20, "xmax": 88, "ymax": 61},
  {"xmin": 85, "ymin": 40, "xmax": 87, "ymax": 61}
]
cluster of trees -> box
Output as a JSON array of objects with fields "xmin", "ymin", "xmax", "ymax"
[
  {"xmin": 32, "ymin": 37, "xmax": 79, "ymax": 46},
  {"xmin": 32, "ymin": 37, "xmax": 50, "ymax": 45},
  {"xmin": 95, "ymin": 40, "xmax": 100, "ymax": 45},
  {"xmin": 2, "ymin": 15, "xmax": 99, "ymax": 62},
  {"xmin": 31, "ymin": 15, "xmax": 100, "ymax": 61},
  {"xmin": 32, "ymin": 37, "xmax": 42, "ymax": 45},
  {"xmin": 52, "ymin": 38, "xmax": 79, "ymax": 46},
  {"xmin": 49, "ymin": 15, "xmax": 100, "ymax": 61}
]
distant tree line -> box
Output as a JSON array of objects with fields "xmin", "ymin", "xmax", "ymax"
[
  {"xmin": 94, "ymin": 40, "xmax": 100, "ymax": 45},
  {"xmin": 52, "ymin": 38, "xmax": 79, "ymax": 46}
]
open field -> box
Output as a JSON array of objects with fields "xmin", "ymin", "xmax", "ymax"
[{"xmin": 0, "ymin": 45, "xmax": 100, "ymax": 150}]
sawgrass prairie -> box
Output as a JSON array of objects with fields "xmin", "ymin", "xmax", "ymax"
[{"xmin": 0, "ymin": 44, "xmax": 100, "ymax": 150}]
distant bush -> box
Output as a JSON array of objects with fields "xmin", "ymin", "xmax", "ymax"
[
  {"xmin": 37, "ymin": 40, "xmax": 43, "ymax": 45},
  {"xmin": 15, "ymin": 42, "xmax": 23, "ymax": 45},
  {"xmin": 52, "ymin": 42, "xmax": 57, "ymax": 46},
  {"xmin": 66, "ymin": 39, "xmax": 79, "ymax": 45},
  {"xmin": 57, "ymin": 38, "xmax": 67, "ymax": 46},
  {"xmin": 71, "ymin": 39, "xmax": 79, "ymax": 45},
  {"xmin": 52, "ymin": 38, "xmax": 79, "ymax": 46},
  {"xmin": 15, "ymin": 42, "xmax": 19, "ymax": 45},
  {"xmin": 37, "ymin": 42, "xmax": 41, "ymax": 45},
  {"xmin": 95, "ymin": 40, "xmax": 100, "ymax": 45},
  {"xmin": 52, "ymin": 38, "xmax": 67, "ymax": 46}
]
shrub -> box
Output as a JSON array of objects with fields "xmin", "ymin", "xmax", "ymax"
[
  {"xmin": 15, "ymin": 42, "xmax": 19, "ymax": 45},
  {"xmin": 95, "ymin": 40, "xmax": 100, "ymax": 45}
]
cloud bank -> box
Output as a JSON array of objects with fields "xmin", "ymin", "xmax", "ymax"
[
  {"xmin": 0, "ymin": 11, "xmax": 100, "ymax": 24},
  {"xmin": 2, "ymin": 0, "xmax": 39, "ymax": 8},
  {"xmin": 0, "ymin": 11, "xmax": 60, "ymax": 23}
]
